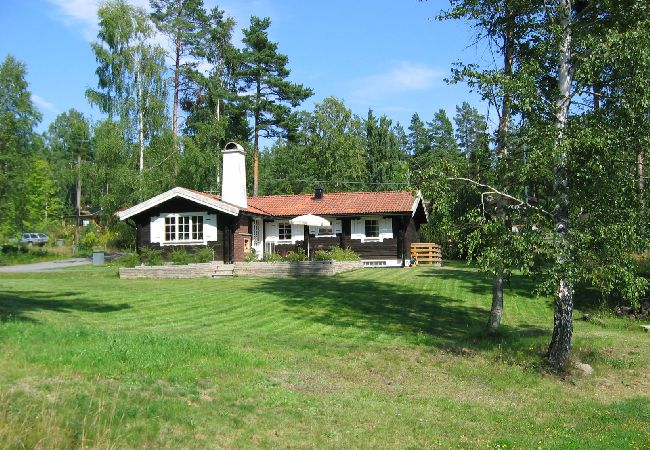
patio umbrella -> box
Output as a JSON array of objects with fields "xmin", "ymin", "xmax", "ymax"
[{"xmin": 289, "ymin": 214, "xmax": 331, "ymax": 258}]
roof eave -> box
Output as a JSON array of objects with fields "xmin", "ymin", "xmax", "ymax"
[{"xmin": 116, "ymin": 187, "xmax": 240, "ymax": 221}]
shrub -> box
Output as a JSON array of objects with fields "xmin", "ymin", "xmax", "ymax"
[
  {"xmin": 313, "ymin": 250, "xmax": 333, "ymax": 261},
  {"xmin": 329, "ymin": 247, "xmax": 360, "ymax": 261},
  {"xmin": 285, "ymin": 248, "xmax": 307, "ymax": 262},
  {"xmin": 140, "ymin": 247, "xmax": 164, "ymax": 266},
  {"xmin": 632, "ymin": 253, "xmax": 650, "ymax": 279},
  {"xmin": 112, "ymin": 253, "xmax": 140, "ymax": 268},
  {"xmin": 244, "ymin": 249, "xmax": 258, "ymax": 262},
  {"xmin": 262, "ymin": 252, "xmax": 284, "ymax": 262},
  {"xmin": 1, "ymin": 244, "xmax": 28, "ymax": 255},
  {"xmin": 170, "ymin": 248, "xmax": 193, "ymax": 265},
  {"xmin": 193, "ymin": 247, "xmax": 214, "ymax": 263},
  {"xmin": 79, "ymin": 231, "xmax": 97, "ymax": 252}
]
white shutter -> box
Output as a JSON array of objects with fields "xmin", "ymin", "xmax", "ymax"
[
  {"xmin": 150, "ymin": 215, "xmax": 164, "ymax": 244},
  {"xmin": 308, "ymin": 225, "xmax": 317, "ymax": 235},
  {"xmin": 351, "ymin": 219, "xmax": 364, "ymax": 240},
  {"xmin": 204, "ymin": 213, "xmax": 218, "ymax": 242},
  {"xmin": 266, "ymin": 221, "xmax": 279, "ymax": 242},
  {"xmin": 379, "ymin": 218, "xmax": 393, "ymax": 240},
  {"xmin": 332, "ymin": 219, "xmax": 342, "ymax": 234},
  {"xmin": 292, "ymin": 223, "xmax": 304, "ymax": 243}
]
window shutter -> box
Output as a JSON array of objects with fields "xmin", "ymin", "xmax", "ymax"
[
  {"xmin": 150, "ymin": 215, "xmax": 164, "ymax": 244},
  {"xmin": 292, "ymin": 223, "xmax": 304, "ymax": 243},
  {"xmin": 308, "ymin": 225, "xmax": 317, "ymax": 235},
  {"xmin": 266, "ymin": 221, "xmax": 279, "ymax": 241},
  {"xmin": 351, "ymin": 219, "xmax": 364, "ymax": 240},
  {"xmin": 332, "ymin": 219, "xmax": 342, "ymax": 234},
  {"xmin": 204, "ymin": 213, "xmax": 218, "ymax": 241},
  {"xmin": 379, "ymin": 218, "xmax": 393, "ymax": 240}
]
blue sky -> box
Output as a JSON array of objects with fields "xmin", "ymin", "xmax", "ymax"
[{"xmin": 1, "ymin": 0, "xmax": 489, "ymax": 144}]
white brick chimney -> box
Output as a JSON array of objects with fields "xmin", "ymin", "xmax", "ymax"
[{"xmin": 221, "ymin": 142, "xmax": 248, "ymax": 208}]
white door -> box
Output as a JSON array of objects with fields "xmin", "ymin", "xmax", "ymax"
[{"xmin": 252, "ymin": 219, "xmax": 263, "ymax": 259}]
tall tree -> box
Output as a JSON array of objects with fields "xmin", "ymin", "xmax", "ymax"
[
  {"xmin": 45, "ymin": 109, "xmax": 91, "ymax": 212},
  {"xmin": 150, "ymin": 0, "xmax": 206, "ymax": 162},
  {"xmin": 87, "ymin": 0, "xmax": 168, "ymax": 174},
  {"xmin": 407, "ymin": 113, "xmax": 429, "ymax": 157},
  {"xmin": 454, "ymin": 102, "xmax": 490, "ymax": 181},
  {"xmin": 0, "ymin": 55, "xmax": 41, "ymax": 235},
  {"xmin": 365, "ymin": 110, "xmax": 409, "ymax": 190},
  {"xmin": 302, "ymin": 97, "xmax": 366, "ymax": 191},
  {"xmin": 22, "ymin": 158, "xmax": 61, "ymax": 230},
  {"xmin": 236, "ymin": 16, "xmax": 313, "ymax": 196}
]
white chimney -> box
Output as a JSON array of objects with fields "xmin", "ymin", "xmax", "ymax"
[{"xmin": 221, "ymin": 142, "xmax": 248, "ymax": 208}]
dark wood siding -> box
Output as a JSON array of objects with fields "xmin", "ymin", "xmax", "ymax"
[
  {"xmin": 132, "ymin": 197, "xmax": 235, "ymax": 262},
  {"xmin": 403, "ymin": 216, "xmax": 420, "ymax": 259}
]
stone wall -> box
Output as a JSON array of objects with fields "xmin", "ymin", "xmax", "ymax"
[
  {"xmin": 118, "ymin": 262, "xmax": 233, "ymax": 279},
  {"xmin": 233, "ymin": 260, "xmax": 363, "ymax": 277},
  {"xmin": 118, "ymin": 260, "xmax": 363, "ymax": 279}
]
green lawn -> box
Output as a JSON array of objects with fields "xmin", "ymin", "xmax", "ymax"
[{"xmin": 0, "ymin": 264, "xmax": 648, "ymax": 449}]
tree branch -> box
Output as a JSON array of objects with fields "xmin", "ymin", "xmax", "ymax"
[{"xmin": 448, "ymin": 177, "xmax": 552, "ymax": 216}]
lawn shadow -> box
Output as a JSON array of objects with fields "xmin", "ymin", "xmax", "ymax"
[
  {"xmin": 0, "ymin": 290, "xmax": 130, "ymax": 323},
  {"xmin": 246, "ymin": 269, "xmax": 548, "ymax": 360},
  {"xmin": 415, "ymin": 263, "xmax": 546, "ymax": 302}
]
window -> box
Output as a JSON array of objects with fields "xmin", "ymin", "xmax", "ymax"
[
  {"xmin": 278, "ymin": 222, "xmax": 292, "ymax": 241},
  {"xmin": 178, "ymin": 216, "xmax": 190, "ymax": 240},
  {"xmin": 316, "ymin": 226, "xmax": 333, "ymax": 236},
  {"xmin": 165, "ymin": 216, "xmax": 176, "ymax": 241},
  {"xmin": 192, "ymin": 215, "xmax": 203, "ymax": 240},
  {"xmin": 164, "ymin": 214, "xmax": 204, "ymax": 242},
  {"xmin": 365, "ymin": 219, "xmax": 379, "ymax": 238}
]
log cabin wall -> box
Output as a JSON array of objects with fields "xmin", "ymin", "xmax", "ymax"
[{"xmin": 133, "ymin": 197, "xmax": 232, "ymax": 262}]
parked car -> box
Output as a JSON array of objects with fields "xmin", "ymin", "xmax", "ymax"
[{"xmin": 19, "ymin": 233, "xmax": 49, "ymax": 246}]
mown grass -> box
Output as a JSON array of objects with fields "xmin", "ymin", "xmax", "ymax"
[{"xmin": 0, "ymin": 263, "xmax": 648, "ymax": 449}]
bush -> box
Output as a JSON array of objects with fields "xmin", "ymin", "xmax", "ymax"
[
  {"xmin": 285, "ymin": 248, "xmax": 307, "ymax": 262},
  {"xmin": 313, "ymin": 250, "xmax": 333, "ymax": 261},
  {"xmin": 633, "ymin": 253, "xmax": 650, "ymax": 279},
  {"xmin": 112, "ymin": 253, "xmax": 140, "ymax": 268},
  {"xmin": 1, "ymin": 244, "xmax": 28, "ymax": 255},
  {"xmin": 262, "ymin": 252, "xmax": 284, "ymax": 262},
  {"xmin": 140, "ymin": 247, "xmax": 164, "ymax": 266},
  {"xmin": 193, "ymin": 247, "xmax": 214, "ymax": 263},
  {"xmin": 79, "ymin": 231, "xmax": 97, "ymax": 252},
  {"xmin": 329, "ymin": 247, "xmax": 360, "ymax": 261},
  {"xmin": 244, "ymin": 249, "xmax": 258, "ymax": 262},
  {"xmin": 170, "ymin": 248, "xmax": 193, "ymax": 265}
]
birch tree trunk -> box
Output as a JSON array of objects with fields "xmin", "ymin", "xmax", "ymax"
[
  {"xmin": 546, "ymin": 0, "xmax": 575, "ymax": 370},
  {"xmin": 137, "ymin": 60, "xmax": 145, "ymax": 175},
  {"xmin": 486, "ymin": 0, "xmax": 514, "ymax": 333}
]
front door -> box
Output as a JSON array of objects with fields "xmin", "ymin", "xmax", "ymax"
[{"xmin": 252, "ymin": 218, "xmax": 263, "ymax": 259}]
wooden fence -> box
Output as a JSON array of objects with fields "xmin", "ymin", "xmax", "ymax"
[{"xmin": 410, "ymin": 243, "xmax": 442, "ymax": 266}]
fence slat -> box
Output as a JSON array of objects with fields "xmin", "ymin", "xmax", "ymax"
[{"xmin": 410, "ymin": 243, "xmax": 442, "ymax": 266}]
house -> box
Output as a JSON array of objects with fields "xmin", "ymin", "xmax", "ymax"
[{"xmin": 117, "ymin": 142, "xmax": 428, "ymax": 267}]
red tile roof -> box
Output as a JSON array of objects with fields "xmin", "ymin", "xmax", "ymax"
[
  {"xmin": 246, "ymin": 191, "xmax": 418, "ymax": 217},
  {"xmin": 189, "ymin": 189, "xmax": 270, "ymax": 215}
]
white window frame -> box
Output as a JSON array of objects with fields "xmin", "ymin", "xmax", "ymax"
[
  {"xmin": 352, "ymin": 216, "xmax": 393, "ymax": 243},
  {"xmin": 161, "ymin": 212, "xmax": 208, "ymax": 245},
  {"xmin": 278, "ymin": 222, "xmax": 292, "ymax": 243}
]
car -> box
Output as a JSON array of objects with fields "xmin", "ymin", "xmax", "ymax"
[{"xmin": 19, "ymin": 233, "xmax": 49, "ymax": 246}]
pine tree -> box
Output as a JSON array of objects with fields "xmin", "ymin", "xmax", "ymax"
[
  {"xmin": 236, "ymin": 16, "xmax": 313, "ymax": 196},
  {"xmin": 150, "ymin": 0, "xmax": 206, "ymax": 161}
]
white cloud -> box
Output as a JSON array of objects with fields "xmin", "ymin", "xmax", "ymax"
[
  {"xmin": 349, "ymin": 61, "xmax": 443, "ymax": 105},
  {"xmin": 32, "ymin": 94, "xmax": 58, "ymax": 114},
  {"xmin": 46, "ymin": 0, "xmax": 152, "ymax": 42},
  {"xmin": 46, "ymin": 0, "xmax": 274, "ymax": 45}
]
